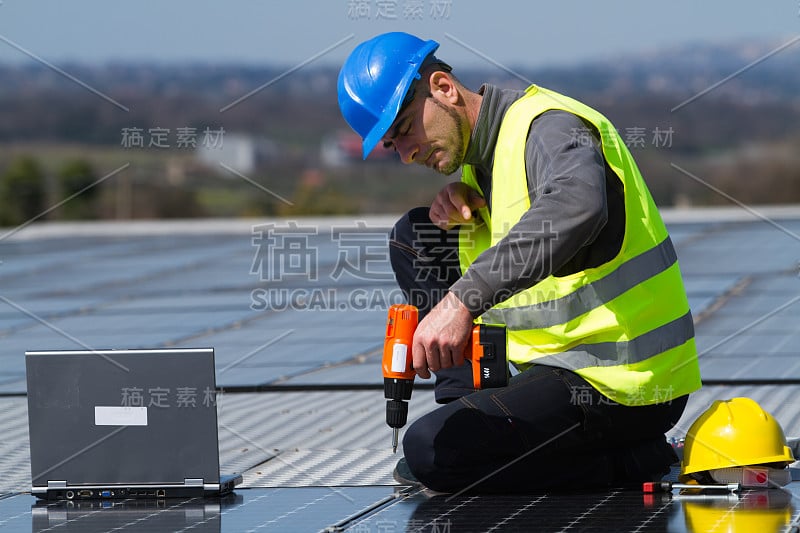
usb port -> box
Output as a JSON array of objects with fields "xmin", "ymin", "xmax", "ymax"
[{"xmin": 100, "ymin": 490, "xmax": 111, "ymax": 497}]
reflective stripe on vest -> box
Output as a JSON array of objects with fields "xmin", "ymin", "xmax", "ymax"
[
  {"xmin": 458, "ymin": 85, "xmax": 701, "ymax": 406},
  {"xmin": 480, "ymin": 236, "xmax": 677, "ymax": 330}
]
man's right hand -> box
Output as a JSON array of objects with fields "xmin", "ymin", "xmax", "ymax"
[{"xmin": 429, "ymin": 182, "xmax": 487, "ymax": 231}]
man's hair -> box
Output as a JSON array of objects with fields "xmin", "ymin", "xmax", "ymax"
[
  {"xmin": 419, "ymin": 54, "xmax": 453, "ymax": 82},
  {"xmin": 420, "ymin": 53, "xmax": 452, "ymax": 74},
  {"xmin": 416, "ymin": 55, "xmax": 469, "ymax": 96}
]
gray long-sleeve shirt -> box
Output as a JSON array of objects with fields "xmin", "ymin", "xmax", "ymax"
[{"xmin": 449, "ymin": 84, "xmax": 626, "ymax": 317}]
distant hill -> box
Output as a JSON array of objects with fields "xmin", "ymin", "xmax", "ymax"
[
  {"xmin": 0, "ymin": 35, "xmax": 798, "ymax": 147},
  {"xmin": 1, "ymin": 36, "xmax": 799, "ymax": 214}
]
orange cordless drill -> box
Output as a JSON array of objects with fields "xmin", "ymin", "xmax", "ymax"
[{"xmin": 382, "ymin": 303, "xmax": 508, "ymax": 453}]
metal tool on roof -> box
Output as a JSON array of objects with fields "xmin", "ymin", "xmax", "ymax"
[
  {"xmin": 381, "ymin": 304, "xmax": 509, "ymax": 453},
  {"xmin": 643, "ymin": 481, "xmax": 740, "ymax": 493}
]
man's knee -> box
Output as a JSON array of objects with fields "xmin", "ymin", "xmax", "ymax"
[
  {"xmin": 402, "ymin": 410, "xmax": 465, "ymax": 492},
  {"xmin": 390, "ymin": 207, "xmax": 430, "ymax": 248},
  {"xmin": 401, "ymin": 403, "xmax": 484, "ymax": 493},
  {"xmin": 389, "ymin": 207, "xmax": 427, "ymax": 277}
]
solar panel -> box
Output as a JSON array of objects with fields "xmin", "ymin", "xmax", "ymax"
[{"xmin": 1, "ymin": 214, "xmax": 800, "ymax": 531}]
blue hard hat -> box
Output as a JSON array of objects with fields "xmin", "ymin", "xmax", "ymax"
[{"xmin": 338, "ymin": 32, "xmax": 439, "ymax": 159}]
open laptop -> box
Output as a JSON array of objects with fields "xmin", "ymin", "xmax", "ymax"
[{"xmin": 26, "ymin": 347, "xmax": 242, "ymax": 500}]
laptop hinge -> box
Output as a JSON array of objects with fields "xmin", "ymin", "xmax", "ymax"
[
  {"xmin": 184, "ymin": 478, "xmax": 204, "ymax": 486},
  {"xmin": 47, "ymin": 480, "xmax": 68, "ymax": 489}
]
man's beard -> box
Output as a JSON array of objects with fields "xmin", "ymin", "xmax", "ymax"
[{"xmin": 431, "ymin": 100, "xmax": 467, "ymax": 176}]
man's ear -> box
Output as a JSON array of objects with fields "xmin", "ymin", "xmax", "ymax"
[{"xmin": 428, "ymin": 71, "xmax": 459, "ymax": 105}]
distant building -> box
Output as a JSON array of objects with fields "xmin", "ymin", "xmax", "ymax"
[
  {"xmin": 321, "ymin": 130, "xmax": 395, "ymax": 167},
  {"xmin": 196, "ymin": 133, "xmax": 278, "ymax": 174}
]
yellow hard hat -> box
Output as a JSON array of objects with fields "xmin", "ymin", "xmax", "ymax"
[{"xmin": 680, "ymin": 397, "xmax": 794, "ymax": 482}]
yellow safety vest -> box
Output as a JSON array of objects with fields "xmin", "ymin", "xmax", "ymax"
[{"xmin": 458, "ymin": 85, "xmax": 701, "ymax": 406}]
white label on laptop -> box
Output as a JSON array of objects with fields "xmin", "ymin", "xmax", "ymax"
[
  {"xmin": 94, "ymin": 406, "xmax": 148, "ymax": 426},
  {"xmin": 391, "ymin": 344, "xmax": 408, "ymax": 373}
]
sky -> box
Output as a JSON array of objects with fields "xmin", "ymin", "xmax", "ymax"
[{"xmin": 0, "ymin": 1, "xmax": 798, "ymax": 69}]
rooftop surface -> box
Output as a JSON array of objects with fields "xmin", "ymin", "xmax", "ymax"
[{"xmin": 1, "ymin": 207, "xmax": 799, "ymax": 532}]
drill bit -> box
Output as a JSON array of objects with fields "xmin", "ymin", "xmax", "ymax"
[{"xmin": 392, "ymin": 428, "xmax": 399, "ymax": 453}]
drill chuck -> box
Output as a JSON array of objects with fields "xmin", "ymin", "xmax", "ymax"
[
  {"xmin": 384, "ymin": 377, "xmax": 413, "ymax": 431},
  {"xmin": 383, "ymin": 377, "xmax": 414, "ymax": 402},
  {"xmin": 385, "ymin": 399, "xmax": 408, "ymax": 429}
]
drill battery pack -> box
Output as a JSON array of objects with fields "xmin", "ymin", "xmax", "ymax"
[{"xmin": 470, "ymin": 324, "xmax": 508, "ymax": 389}]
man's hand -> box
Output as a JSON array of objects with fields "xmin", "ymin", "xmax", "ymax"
[
  {"xmin": 429, "ymin": 182, "xmax": 486, "ymax": 231},
  {"xmin": 412, "ymin": 292, "xmax": 474, "ymax": 379}
]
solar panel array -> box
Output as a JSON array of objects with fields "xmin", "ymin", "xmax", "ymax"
[{"xmin": 0, "ymin": 210, "xmax": 799, "ymax": 531}]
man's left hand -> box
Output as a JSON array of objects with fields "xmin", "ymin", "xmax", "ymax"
[{"xmin": 411, "ymin": 292, "xmax": 473, "ymax": 379}]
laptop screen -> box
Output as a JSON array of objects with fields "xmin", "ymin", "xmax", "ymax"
[{"xmin": 26, "ymin": 348, "xmax": 221, "ymax": 488}]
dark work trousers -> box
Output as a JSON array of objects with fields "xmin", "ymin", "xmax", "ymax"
[{"xmin": 388, "ymin": 207, "xmax": 689, "ymax": 493}]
